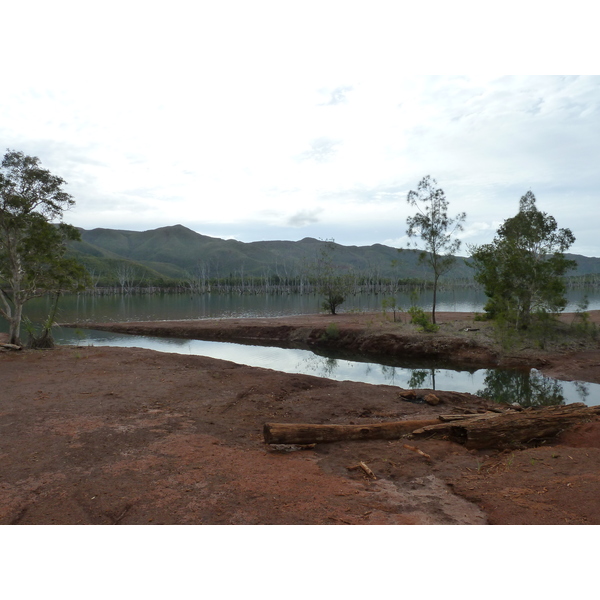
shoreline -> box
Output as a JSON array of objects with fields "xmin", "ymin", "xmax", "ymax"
[
  {"xmin": 61, "ymin": 309, "xmax": 600, "ymax": 384},
  {"xmin": 3, "ymin": 310, "xmax": 600, "ymax": 525}
]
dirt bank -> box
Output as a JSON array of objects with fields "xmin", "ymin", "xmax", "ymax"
[
  {"xmin": 2, "ymin": 311, "xmax": 600, "ymax": 525},
  {"xmin": 69, "ymin": 310, "xmax": 600, "ymax": 381}
]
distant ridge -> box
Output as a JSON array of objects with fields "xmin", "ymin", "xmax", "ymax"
[{"xmin": 66, "ymin": 224, "xmax": 600, "ymax": 286}]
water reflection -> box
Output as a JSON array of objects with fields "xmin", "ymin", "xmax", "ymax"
[
  {"xmin": 406, "ymin": 368, "xmax": 440, "ymax": 390},
  {"xmin": 7, "ymin": 287, "xmax": 600, "ymax": 334},
  {"xmin": 52, "ymin": 328, "xmax": 600, "ymax": 406},
  {"xmin": 477, "ymin": 369, "xmax": 564, "ymax": 406},
  {"xmin": 477, "ymin": 369, "xmax": 591, "ymax": 407}
]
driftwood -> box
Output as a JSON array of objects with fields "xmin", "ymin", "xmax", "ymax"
[
  {"xmin": 264, "ymin": 404, "xmax": 600, "ymax": 449},
  {"xmin": 0, "ymin": 342, "xmax": 21, "ymax": 351},
  {"xmin": 263, "ymin": 419, "xmax": 440, "ymax": 445},
  {"xmin": 412, "ymin": 403, "xmax": 600, "ymax": 449},
  {"xmin": 402, "ymin": 444, "xmax": 432, "ymax": 460},
  {"xmin": 348, "ymin": 461, "xmax": 377, "ymax": 479}
]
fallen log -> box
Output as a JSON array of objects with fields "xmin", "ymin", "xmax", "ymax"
[
  {"xmin": 263, "ymin": 419, "xmax": 440, "ymax": 445},
  {"xmin": 264, "ymin": 404, "xmax": 600, "ymax": 448},
  {"xmin": 412, "ymin": 403, "xmax": 600, "ymax": 449},
  {"xmin": 0, "ymin": 342, "xmax": 22, "ymax": 351}
]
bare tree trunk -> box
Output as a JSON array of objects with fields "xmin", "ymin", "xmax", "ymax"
[
  {"xmin": 412, "ymin": 403, "xmax": 600, "ymax": 449},
  {"xmin": 263, "ymin": 419, "xmax": 440, "ymax": 444}
]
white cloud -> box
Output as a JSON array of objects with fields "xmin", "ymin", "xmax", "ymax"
[{"xmin": 1, "ymin": 4, "xmax": 599, "ymax": 256}]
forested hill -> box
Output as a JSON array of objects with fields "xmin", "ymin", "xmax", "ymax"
[{"xmin": 66, "ymin": 224, "xmax": 600, "ymax": 286}]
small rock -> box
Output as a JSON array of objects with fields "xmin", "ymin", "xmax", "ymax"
[{"xmin": 424, "ymin": 393, "xmax": 441, "ymax": 406}]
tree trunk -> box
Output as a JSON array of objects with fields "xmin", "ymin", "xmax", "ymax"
[
  {"xmin": 412, "ymin": 403, "xmax": 600, "ymax": 449},
  {"xmin": 9, "ymin": 300, "xmax": 23, "ymax": 346},
  {"xmin": 264, "ymin": 404, "xmax": 600, "ymax": 448},
  {"xmin": 263, "ymin": 419, "xmax": 440, "ymax": 445},
  {"xmin": 432, "ymin": 273, "xmax": 438, "ymax": 324}
]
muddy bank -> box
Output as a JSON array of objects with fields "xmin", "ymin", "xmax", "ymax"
[
  {"xmin": 2, "ymin": 341, "xmax": 600, "ymax": 525},
  {"xmin": 66, "ymin": 310, "xmax": 600, "ymax": 380},
  {"xmin": 3, "ymin": 311, "xmax": 600, "ymax": 525}
]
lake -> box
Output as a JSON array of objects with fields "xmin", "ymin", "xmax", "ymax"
[
  {"xmin": 6, "ymin": 288, "xmax": 600, "ymax": 407},
  {"xmin": 10, "ymin": 287, "xmax": 600, "ymax": 326}
]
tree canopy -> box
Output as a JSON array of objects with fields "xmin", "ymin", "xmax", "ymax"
[
  {"xmin": 0, "ymin": 149, "xmax": 89, "ymax": 345},
  {"xmin": 470, "ymin": 191, "xmax": 576, "ymax": 329}
]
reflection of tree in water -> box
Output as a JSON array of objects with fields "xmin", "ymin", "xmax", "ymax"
[
  {"xmin": 574, "ymin": 381, "xmax": 590, "ymax": 403},
  {"xmin": 477, "ymin": 370, "xmax": 565, "ymax": 407},
  {"xmin": 298, "ymin": 355, "xmax": 339, "ymax": 378},
  {"xmin": 407, "ymin": 368, "xmax": 439, "ymax": 390},
  {"xmin": 380, "ymin": 364, "xmax": 400, "ymax": 385}
]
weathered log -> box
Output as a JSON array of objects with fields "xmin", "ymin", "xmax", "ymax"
[
  {"xmin": 412, "ymin": 403, "xmax": 600, "ymax": 449},
  {"xmin": 263, "ymin": 419, "xmax": 440, "ymax": 445},
  {"xmin": 0, "ymin": 342, "xmax": 22, "ymax": 351}
]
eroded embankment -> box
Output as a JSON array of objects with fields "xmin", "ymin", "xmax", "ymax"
[{"xmin": 62, "ymin": 316, "xmax": 543, "ymax": 372}]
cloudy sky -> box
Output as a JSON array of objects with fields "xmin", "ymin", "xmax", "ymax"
[{"xmin": 2, "ymin": 1, "xmax": 599, "ymax": 256}]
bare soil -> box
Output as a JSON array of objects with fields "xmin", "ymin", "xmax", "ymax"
[{"xmin": 2, "ymin": 311, "xmax": 600, "ymax": 525}]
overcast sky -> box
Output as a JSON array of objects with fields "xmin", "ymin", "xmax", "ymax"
[{"xmin": 2, "ymin": 1, "xmax": 599, "ymax": 256}]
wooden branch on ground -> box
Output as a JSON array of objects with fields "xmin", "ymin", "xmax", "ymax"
[
  {"xmin": 347, "ymin": 461, "xmax": 377, "ymax": 479},
  {"xmin": 263, "ymin": 419, "xmax": 440, "ymax": 445},
  {"xmin": 263, "ymin": 404, "xmax": 600, "ymax": 449},
  {"xmin": 403, "ymin": 444, "xmax": 432, "ymax": 460},
  {"xmin": 0, "ymin": 342, "xmax": 21, "ymax": 351},
  {"xmin": 412, "ymin": 403, "xmax": 600, "ymax": 449}
]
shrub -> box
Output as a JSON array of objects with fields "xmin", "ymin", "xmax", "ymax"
[
  {"xmin": 408, "ymin": 306, "xmax": 439, "ymax": 333},
  {"xmin": 322, "ymin": 322, "xmax": 340, "ymax": 341}
]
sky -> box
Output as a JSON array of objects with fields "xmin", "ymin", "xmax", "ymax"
[{"xmin": 2, "ymin": 1, "xmax": 599, "ymax": 257}]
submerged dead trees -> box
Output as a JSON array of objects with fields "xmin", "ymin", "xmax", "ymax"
[{"xmin": 264, "ymin": 403, "xmax": 600, "ymax": 450}]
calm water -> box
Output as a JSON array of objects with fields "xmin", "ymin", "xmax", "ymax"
[
  {"xmin": 10, "ymin": 287, "xmax": 600, "ymax": 326},
  {"xmin": 6, "ymin": 289, "xmax": 600, "ymax": 407},
  {"xmin": 52, "ymin": 327, "xmax": 600, "ymax": 407}
]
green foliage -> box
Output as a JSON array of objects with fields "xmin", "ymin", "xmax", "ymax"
[
  {"xmin": 408, "ymin": 306, "xmax": 439, "ymax": 332},
  {"xmin": 381, "ymin": 296, "xmax": 401, "ymax": 321},
  {"xmin": 407, "ymin": 368, "xmax": 439, "ymax": 388},
  {"xmin": 314, "ymin": 240, "xmax": 355, "ymax": 315},
  {"xmin": 23, "ymin": 293, "xmax": 61, "ymax": 349},
  {"xmin": 477, "ymin": 368, "xmax": 566, "ymax": 407},
  {"xmin": 0, "ymin": 149, "xmax": 90, "ymax": 344},
  {"xmin": 405, "ymin": 175, "xmax": 466, "ymax": 324},
  {"xmin": 322, "ymin": 322, "xmax": 340, "ymax": 341},
  {"xmin": 571, "ymin": 295, "xmax": 597, "ymax": 339},
  {"xmin": 63, "ymin": 223, "xmax": 598, "ymax": 290},
  {"xmin": 470, "ymin": 191, "xmax": 576, "ymax": 330},
  {"xmin": 322, "ymin": 294, "xmax": 345, "ymax": 315},
  {"xmin": 68, "ymin": 224, "xmax": 481, "ymax": 286},
  {"xmin": 528, "ymin": 309, "xmax": 559, "ymax": 349}
]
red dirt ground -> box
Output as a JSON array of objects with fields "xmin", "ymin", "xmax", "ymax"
[{"xmin": 2, "ymin": 311, "xmax": 600, "ymax": 524}]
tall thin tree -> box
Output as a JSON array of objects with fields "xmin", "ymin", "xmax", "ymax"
[{"xmin": 405, "ymin": 175, "xmax": 466, "ymax": 324}]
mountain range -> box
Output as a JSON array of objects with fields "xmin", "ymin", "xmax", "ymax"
[{"xmin": 66, "ymin": 224, "xmax": 600, "ymax": 286}]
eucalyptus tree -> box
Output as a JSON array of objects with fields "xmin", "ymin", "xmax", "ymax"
[
  {"xmin": 470, "ymin": 191, "xmax": 575, "ymax": 329},
  {"xmin": 405, "ymin": 175, "xmax": 466, "ymax": 324},
  {"xmin": 0, "ymin": 150, "xmax": 89, "ymax": 345}
]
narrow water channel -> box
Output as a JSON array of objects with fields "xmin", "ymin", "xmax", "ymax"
[{"xmin": 54, "ymin": 327, "xmax": 600, "ymax": 407}]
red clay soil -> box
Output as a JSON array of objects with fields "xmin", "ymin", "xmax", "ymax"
[{"xmin": 2, "ymin": 311, "xmax": 600, "ymax": 525}]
